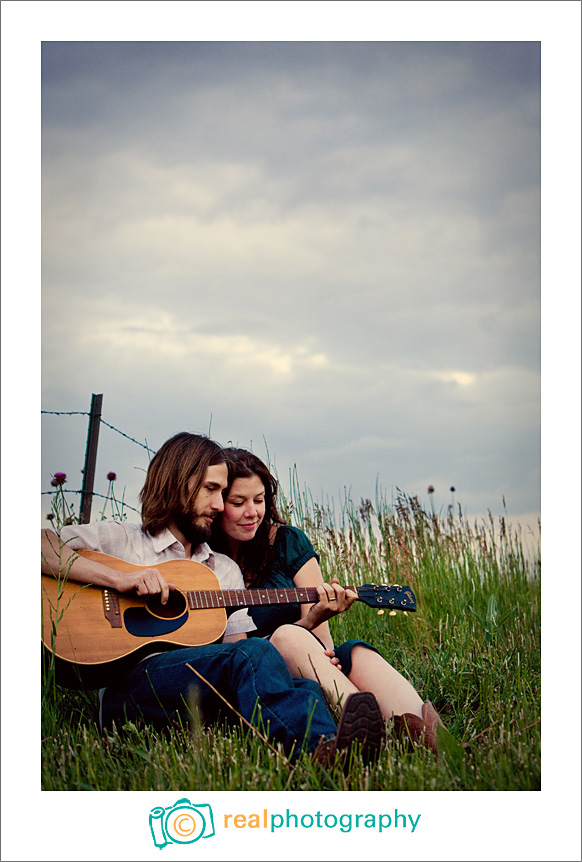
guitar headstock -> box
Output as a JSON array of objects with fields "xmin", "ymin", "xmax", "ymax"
[{"xmin": 356, "ymin": 583, "xmax": 417, "ymax": 612}]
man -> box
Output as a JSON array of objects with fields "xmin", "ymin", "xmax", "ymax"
[{"xmin": 41, "ymin": 432, "xmax": 384, "ymax": 761}]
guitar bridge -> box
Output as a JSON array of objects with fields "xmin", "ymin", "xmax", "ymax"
[{"xmin": 103, "ymin": 589, "xmax": 122, "ymax": 628}]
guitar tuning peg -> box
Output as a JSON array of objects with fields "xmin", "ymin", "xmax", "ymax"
[
  {"xmin": 377, "ymin": 609, "xmax": 384, "ymax": 616},
  {"xmin": 403, "ymin": 611, "xmax": 408, "ymax": 616},
  {"xmin": 389, "ymin": 610, "xmax": 397, "ymax": 616}
]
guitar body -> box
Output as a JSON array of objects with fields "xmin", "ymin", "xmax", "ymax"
[{"xmin": 42, "ymin": 551, "xmax": 228, "ymax": 687}]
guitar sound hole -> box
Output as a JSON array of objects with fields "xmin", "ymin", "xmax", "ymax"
[{"xmin": 145, "ymin": 590, "xmax": 187, "ymax": 619}]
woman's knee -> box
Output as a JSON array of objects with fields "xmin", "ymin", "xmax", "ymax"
[{"xmin": 269, "ymin": 624, "xmax": 317, "ymax": 655}]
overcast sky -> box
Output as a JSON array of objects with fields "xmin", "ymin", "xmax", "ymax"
[{"xmin": 39, "ymin": 40, "xmax": 544, "ymax": 531}]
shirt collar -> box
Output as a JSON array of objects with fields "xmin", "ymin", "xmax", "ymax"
[
  {"xmin": 192, "ymin": 542, "xmax": 214, "ymax": 565},
  {"xmin": 150, "ymin": 529, "xmax": 214, "ymax": 564},
  {"xmin": 150, "ymin": 528, "xmax": 184, "ymax": 555}
]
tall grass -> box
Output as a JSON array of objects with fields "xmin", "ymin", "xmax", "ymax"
[{"xmin": 42, "ymin": 481, "xmax": 540, "ymax": 791}]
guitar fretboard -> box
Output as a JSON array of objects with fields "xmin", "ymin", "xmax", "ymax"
[{"xmin": 185, "ymin": 587, "xmax": 348, "ymax": 610}]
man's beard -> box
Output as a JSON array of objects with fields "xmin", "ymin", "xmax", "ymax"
[{"xmin": 172, "ymin": 509, "xmax": 212, "ymax": 549}]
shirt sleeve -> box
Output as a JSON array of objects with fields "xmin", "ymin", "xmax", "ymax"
[
  {"xmin": 59, "ymin": 521, "xmax": 133, "ymax": 557},
  {"xmin": 275, "ymin": 526, "xmax": 319, "ymax": 579}
]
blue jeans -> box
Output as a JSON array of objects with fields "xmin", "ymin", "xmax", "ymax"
[{"xmin": 101, "ymin": 638, "xmax": 337, "ymax": 756}]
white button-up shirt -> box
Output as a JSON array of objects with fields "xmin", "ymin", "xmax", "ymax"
[{"xmin": 60, "ymin": 521, "xmax": 256, "ymax": 637}]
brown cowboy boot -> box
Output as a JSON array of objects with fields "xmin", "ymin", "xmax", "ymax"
[
  {"xmin": 313, "ymin": 691, "xmax": 384, "ymax": 766},
  {"xmin": 393, "ymin": 700, "xmax": 445, "ymax": 757}
]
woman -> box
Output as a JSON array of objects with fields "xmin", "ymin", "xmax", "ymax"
[{"xmin": 211, "ymin": 448, "xmax": 444, "ymax": 756}]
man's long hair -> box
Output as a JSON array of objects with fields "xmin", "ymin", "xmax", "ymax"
[
  {"xmin": 210, "ymin": 448, "xmax": 286, "ymax": 585},
  {"xmin": 140, "ymin": 432, "xmax": 225, "ymax": 536}
]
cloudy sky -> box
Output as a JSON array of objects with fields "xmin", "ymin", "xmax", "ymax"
[{"xmin": 39, "ymin": 39, "xmax": 543, "ymax": 531}]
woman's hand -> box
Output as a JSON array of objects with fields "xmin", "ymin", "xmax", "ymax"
[
  {"xmin": 299, "ymin": 577, "xmax": 357, "ymax": 630},
  {"xmin": 324, "ymin": 648, "xmax": 342, "ymax": 670}
]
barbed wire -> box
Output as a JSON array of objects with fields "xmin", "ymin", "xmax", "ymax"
[
  {"xmin": 42, "ymin": 410, "xmax": 156, "ymax": 454},
  {"xmin": 42, "ymin": 489, "xmax": 141, "ymax": 514},
  {"xmin": 99, "ymin": 420, "xmax": 156, "ymax": 453},
  {"xmin": 42, "ymin": 410, "xmax": 153, "ymax": 518}
]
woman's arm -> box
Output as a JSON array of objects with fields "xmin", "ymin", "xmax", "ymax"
[{"xmin": 292, "ymin": 557, "xmax": 356, "ymax": 652}]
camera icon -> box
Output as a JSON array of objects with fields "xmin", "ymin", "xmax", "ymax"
[{"xmin": 149, "ymin": 799, "xmax": 215, "ymax": 849}]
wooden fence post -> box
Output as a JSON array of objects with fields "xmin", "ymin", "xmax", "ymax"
[{"xmin": 79, "ymin": 393, "xmax": 103, "ymax": 524}]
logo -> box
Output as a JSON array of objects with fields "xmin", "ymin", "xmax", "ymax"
[{"xmin": 149, "ymin": 799, "xmax": 216, "ymax": 849}]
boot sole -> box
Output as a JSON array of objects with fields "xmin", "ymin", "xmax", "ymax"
[{"xmin": 335, "ymin": 692, "xmax": 384, "ymax": 758}]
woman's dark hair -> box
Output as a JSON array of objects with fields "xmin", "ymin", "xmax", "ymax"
[
  {"xmin": 211, "ymin": 448, "xmax": 286, "ymax": 585},
  {"xmin": 140, "ymin": 432, "xmax": 225, "ymax": 536}
]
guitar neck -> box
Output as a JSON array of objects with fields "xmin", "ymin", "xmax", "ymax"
[
  {"xmin": 176, "ymin": 582, "xmax": 416, "ymax": 612},
  {"xmin": 185, "ymin": 586, "xmax": 343, "ymax": 611}
]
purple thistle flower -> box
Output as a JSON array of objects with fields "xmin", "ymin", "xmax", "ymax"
[
  {"xmin": 107, "ymin": 471, "xmax": 117, "ymax": 481},
  {"xmin": 51, "ymin": 472, "xmax": 67, "ymax": 486}
]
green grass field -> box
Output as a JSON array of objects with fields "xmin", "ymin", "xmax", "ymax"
[{"xmin": 42, "ymin": 487, "xmax": 540, "ymax": 791}]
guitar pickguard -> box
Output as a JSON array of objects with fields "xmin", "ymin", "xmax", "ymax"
[{"xmin": 123, "ymin": 607, "xmax": 189, "ymax": 637}]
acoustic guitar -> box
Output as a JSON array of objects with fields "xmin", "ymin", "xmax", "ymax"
[{"xmin": 42, "ymin": 550, "xmax": 416, "ymax": 687}]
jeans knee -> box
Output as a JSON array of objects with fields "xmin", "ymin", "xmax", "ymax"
[
  {"xmin": 234, "ymin": 636, "xmax": 279, "ymax": 667},
  {"xmin": 224, "ymin": 637, "xmax": 295, "ymax": 690},
  {"xmin": 241, "ymin": 637, "xmax": 271, "ymax": 656}
]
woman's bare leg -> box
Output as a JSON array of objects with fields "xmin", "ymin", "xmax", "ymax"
[
  {"xmin": 268, "ymin": 625, "xmax": 358, "ymax": 709},
  {"xmin": 269, "ymin": 627, "xmax": 425, "ymax": 720},
  {"xmin": 347, "ymin": 645, "xmax": 424, "ymax": 719}
]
